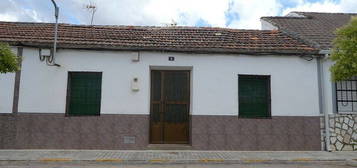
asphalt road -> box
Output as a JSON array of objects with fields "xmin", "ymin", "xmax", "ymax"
[{"xmin": 0, "ymin": 161, "xmax": 356, "ymax": 168}]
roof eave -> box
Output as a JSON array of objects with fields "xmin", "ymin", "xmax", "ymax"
[{"xmin": 8, "ymin": 41, "xmax": 319, "ymax": 56}]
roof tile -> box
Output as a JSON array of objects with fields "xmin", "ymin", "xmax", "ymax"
[
  {"xmin": 0, "ymin": 21, "xmax": 317, "ymax": 54},
  {"xmin": 261, "ymin": 12, "xmax": 357, "ymax": 50}
]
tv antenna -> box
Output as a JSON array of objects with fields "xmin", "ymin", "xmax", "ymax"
[
  {"xmin": 85, "ymin": 1, "xmax": 97, "ymax": 25},
  {"xmin": 162, "ymin": 19, "xmax": 177, "ymax": 27}
]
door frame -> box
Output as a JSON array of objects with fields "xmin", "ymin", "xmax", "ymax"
[{"xmin": 148, "ymin": 67, "xmax": 192, "ymax": 145}]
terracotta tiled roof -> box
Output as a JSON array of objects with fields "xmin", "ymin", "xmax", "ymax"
[
  {"xmin": 261, "ymin": 12, "xmax": 357, "ymax": 50},
  {"xmin": 0, "ymin": 21, "xmax": 317, "ymax": 55}
]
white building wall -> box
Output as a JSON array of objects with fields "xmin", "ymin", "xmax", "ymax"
[
  {"xmin": 0, "ymin": 48, "xmax": 17, "ymax": 113},
  {"xmin": 18, "ymin": 47, "xmax": 320, "ymax": 116},
  {"xmin": 260, "ymin": 20, "xmax": 278, "ymax": 30},
  {"xmin": 0, "ymin": 73, "xmax": 15, "ymax": 113},
  {"xmin": 322, "ymin": 58, "xmax": 337, "ymax": 115},
  {"xmin": 260, "ymin": 19, "xmax": 337, "ymax": 115}
]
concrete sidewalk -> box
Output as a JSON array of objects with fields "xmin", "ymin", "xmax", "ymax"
[{"xmin": 0, "ymin": 150, "xmax": 356, "ymax": 164}]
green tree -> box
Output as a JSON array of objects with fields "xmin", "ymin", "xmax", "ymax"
[
  {"xmin": 330, "ymin": 17, "xmax": 357, "ymax": 81},
  {"xmin": 0, "ymin": 42, "xmax": 19, "ymax": 73}
]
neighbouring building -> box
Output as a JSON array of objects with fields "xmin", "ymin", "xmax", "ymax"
[
  {"xmin": 0, "ymin": 15, "xmax": 348, "ymax": 150},
  {"xmin": 261, "ymin": 11, "xmax": 357, "ymax": 151}
]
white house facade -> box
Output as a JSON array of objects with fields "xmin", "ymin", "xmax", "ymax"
[{"xmin": 0, "ymin": 21, "xmax": 324, "ymax": 150}]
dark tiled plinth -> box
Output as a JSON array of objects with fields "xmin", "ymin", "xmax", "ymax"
[
  {"xmin": 191, "ymin": 116, "xmax": 321, "ymax": 151},
  {"xmin": 1, "ymin": 113, "xmax": 149, "ymax": 149},
  {"xmin": 0, "ymin": 114, "xmax": 320, "ymax": 150}
]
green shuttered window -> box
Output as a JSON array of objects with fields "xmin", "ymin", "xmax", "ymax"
[
  {"xmin": 66, "ymin": 72, "xmax": 102, "ymax": 116},
  {"xmin": 239, "ymin": 75, "xmax": 271, "ymax": 118}
]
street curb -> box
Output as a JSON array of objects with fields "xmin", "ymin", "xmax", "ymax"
[
  {"xmin": 346, "ymin": 160, "xmax": 357, "ymax": 167},
  {"xmin": 39, "ymin": 158, "xmax": 72, "ymax": 162},
  {"xmin": 1, "ymin": 151, "xmax": 356, "ymax": 164},
  {"xmin": 6, "ymin": 158, "xmax": 347, "ymax": 164}
]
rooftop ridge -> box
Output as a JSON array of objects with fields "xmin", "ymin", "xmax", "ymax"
[
  {"xmin": 291, "ymin": 11, "xmax": 357, "ymax": 15},
  {"xmin": 261, "ymin": 16, "xmax": 308, "ymax": 20},
  {"xmin": 0, "ymin": 21, "xmax": 269, "ymax": 32},
  {"xmin": 261, "ymin": 11, "xmax": 357, "ymax": 20}
]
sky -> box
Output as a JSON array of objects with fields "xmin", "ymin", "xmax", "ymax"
[{"xmin": 0, "ymin": 0, "xmax": 356, "ymax": 29}]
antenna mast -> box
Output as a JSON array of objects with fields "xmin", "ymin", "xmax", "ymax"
[{"xmin": 86, "ymin": 2, "xmax": 97, "ymax": 25}]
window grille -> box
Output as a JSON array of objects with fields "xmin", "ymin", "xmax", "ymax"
[{"xmin": 335, "ymin": 76, "xmax": 357, "ymax": 113}]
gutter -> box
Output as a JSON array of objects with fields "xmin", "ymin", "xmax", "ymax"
[{"xmin": 317, "ymin": 49, "xmax": 331, "ymax": 151}]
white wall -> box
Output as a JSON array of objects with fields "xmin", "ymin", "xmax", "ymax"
[
  {"xmin": 18, "ymin": 47, "xmax": 320, "ymax": 116},
  {"xmin": 260, "ymin": 18, "xmax": 338, "ymax": 116},
  {"xmin": 0, "ymin": 48, "xmax": 17, "ymax": 113},
  {"xmin": 322, "ymin": 59, "xmax": 337, "ymax": 114},
  {"xmin": 260, "ymin": 20, "xmax": 278, "ymax": 30},
  {"xmin": 0, "ymin": 73, "xmax": 15, "ymax": 113}
]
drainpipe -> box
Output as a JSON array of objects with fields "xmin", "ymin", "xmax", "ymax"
[
  {"xmin": 49, "ymin": 0, "xmax": 60, "ymax": 67},
  {"xmin": 317, "ymin": 50, "xmax": 331, "ymax": 151}
]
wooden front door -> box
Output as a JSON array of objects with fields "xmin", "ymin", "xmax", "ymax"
[{"xmin": 150, "ymin": 70, "xmax": 190, "ymax": 144}]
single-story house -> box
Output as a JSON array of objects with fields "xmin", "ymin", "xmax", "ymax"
[
  {"xmin": 261, "ymin": 11, "xmax": 357, "ymax": 151},
  {"xmin": 0, "ymin": 19, "xmax": 330, "ymax": 150}
]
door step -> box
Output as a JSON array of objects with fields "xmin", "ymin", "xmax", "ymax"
[{"xmin": 146, "ymin": 144, "xmax": 192, "ymax": 150}]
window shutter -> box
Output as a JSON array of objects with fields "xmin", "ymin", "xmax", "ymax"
[
  {"xmin": 239, "ymin": 75, "xmax": 270, "ymax": 118},
  {"xmin": 67, "ymin": 72, "xmax": 102, "ymax": 116}
]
